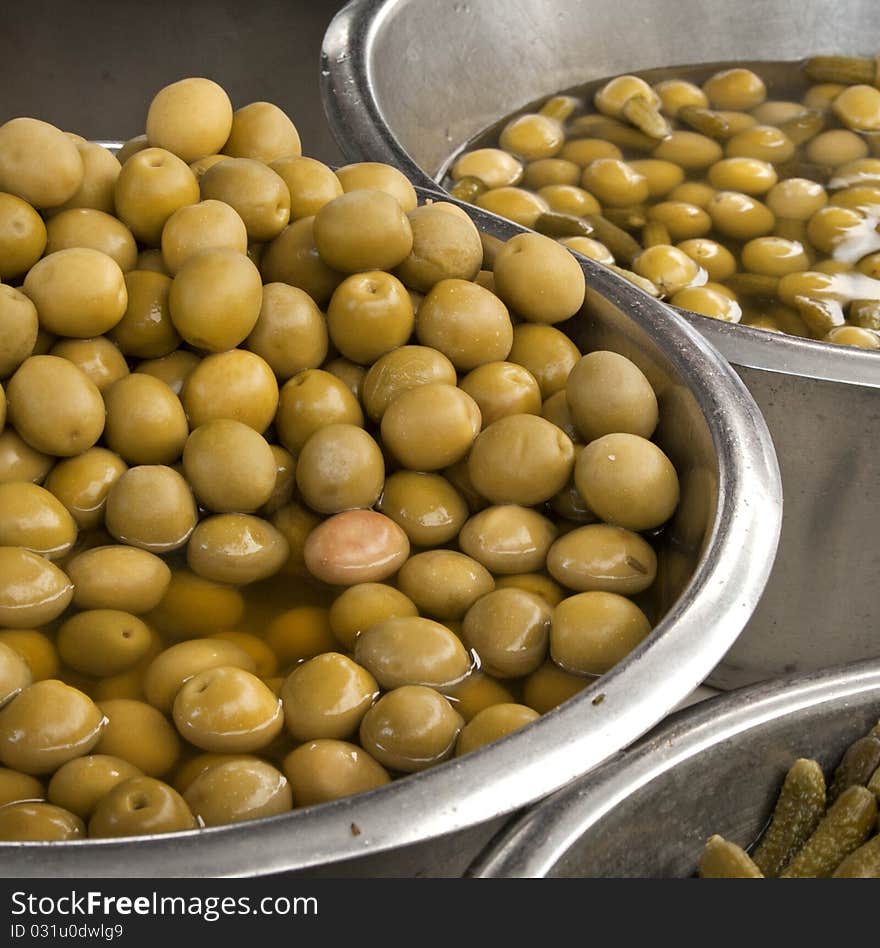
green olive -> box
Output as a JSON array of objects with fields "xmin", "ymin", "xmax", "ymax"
[
  {"xmin": 145, "ymin": 77, "xmax": 233, "ymax": 163},
  {"xmin": 499, "ymin": 113, "xmax": 564, "ymax": 161},
  {"xmin": 334, "ymin": 161, "xmax": 417, "ymax": 212},
  {"xmin": 181, "ymin": 349, "xmax": 278, "ymax": 433},
  {"xmin": 296, "ymin": 423, "xmax": 384, "ymax": 514},
  {"xmin": 362, "ymin": 345, "xmax": 457, "ymax": 422},
  {"xmin": 452, "ymin": 148, "xmax": 524, "ymax": 188},
  {"xmin": 0, "ymin": 193, "xmax": 46, "ymax": 280},
  {"xmin": 270, "ymin": 155, "xmax": 343, "ymax": 219},
  {"xmin": 676, "ymin": 238, "xmax": 737, "ymax": 282},
  {"xmin": 0, "ymin": 640, "xmax": 32, "ymax": 708},
  {"xmin": 507, "ymin": 323, "xmax": 581, "ymax": 399},
  {"xmin": 45, "ymin": 206, "xmax": 137, "ymax": 272},
  {"xmin": 314, "ymin": 190, "xmax": 413, "ymax": 273},
  {"xmin": 183, "ymin": 757, "xmax": 291, "ymax": 826},
  {"xmin": 47, "ymin": 754, "xmax": 142, "ymax": 820},
  {"xmin": 397, "ymin": 550, "xmax": 495, "ymax": 621},
  {"xmin": 566, "ymin": 351, "xmax": 658, "ymax": 442},
  {"xmin": 0, "ymin": 482, "xmax": 77, "ymax": 559},
  {"xmin": 354, "ymin": 617, "xmax": 472, "ymax": 691},
  {"xmin": 359, "ymin": 685, "xmax": 463, "ymax": 773},
  {"xmin": 327, "ymin": 270, "xmax": 415, "ymax": 365},
  {"xmin": 806, "ymin": 129, "xmax": 869, "ymax": 166},
  {"xmin": 143, "ymin": 638, "xmax": 256, "ymax": 714},
  {"xmin": 493, "ymin": 232, "xmax": 586, "ymax": 324},
  {"xmin": 0, "ymin": 801, "xmax": 85, "ymax": 841},
  {"xmin": 94, "ymin": 698, "xmax": 180, "ymax": 777},
  {"xmin": 0, "ymin": 285, "xmax": 39, "ymax": 377},
  {"xmin": 475, "ymin": 187, "xmax": 550, "ymax": 228},
  {"xmin": 381, "ymin": 383, "xmax": 481, "ymax": 471},
  {"xmin": 462, "ymin": 588, "xmax": 551, "ymax": 678},
  {"xmin": 245, "ymin": 282, "xmax": 328, "ymax": 380},
  {"xmin": 653, "ymin": 131, "xmax": 723, "ymax": 170},
  {"xmin": 223, "ymin": 101, "xmax": 301, "ymax": 163},
  {"xmin": 183, "ymin": 419, "xmax": 276, "ymax": 513},
  {"xmin": 103, "ymin": 373, "xmax": 189, "ymax": 466},
  {"xmin": 261, "ymin": 216, "xmax": 344, "ymax": 307},
  {"xmin": 415, "ymin": 278, "xmax": 512, "ymax": 370},
  {"xmin": 703, "ymin": 68, "xmax": 766, "ymax": 111},
  {"xmin": 159, "ymin": 199, "xmax": 248, "ymax": 275},
  {"xmin": 377, "ymin": 470, "xmax": 468, "ymax": 547},
  {"xmin": 136, "ymin": 349, "xmax": 200, "ymax": 395},
  {"xmin": 281, "ymin": 652, "xmax": 378, "ymax": 741},
  {"xmin": 115, "ymin": 147, "xmax": 199, "ymax": 246},
  {"xmin": 546, "ymin": 523, "xmax": 658, "ymax": 594},
  {"xmin": 522, "ymin": 661, "xmax": 591, "ymax": 713},
  {"xmin": 169, "ymin": 248, "xmax": 262, "ymax": 352},
  {"xmin": 49, "ymin": 335, "xmax": 129, "ymax": 392},
  {"xmin": 394, "ymin": 203, "xmax": 483, "ymax": 292},
  {"xmin": 522, "ymin": 158, "xmax": 580, "ymax": 190},
  {"xmin": 0, "ymin": 767, "xmax": 44, "ymax": 807},
  {"xmin": 459, "ymin": 361, "xmax": 542, "ymax": 428},
  {"xmin": 468, "ymin": 414, "xmax": 575, "ymax": 506},
  {"xmin": 282, "ymin": 739, "xmax": 390, "ymax": 807},
  {"xmin": 275, "ymin": 368, "xmax": 363, "ymax": 454},
  {"xmin": 458, "ymin": 504, "xmax": 557, "ymax": 574},
  {"xmin": 173, "ymin": 666, "xmax": 283, "ymax": 753},
  {"xmin": 57, "ymin": 610, "xmax": 153, "ymax": 677},
  {"xmin": 456, "ymin": 703, "xmax": 539, "ymax": 756},
  {"xmin": 328, "ymin": 583, "xmax": 418, "ymax": 652},
  {"xmin": 66, "ymin": 545, "xmax": 170, "ymax": 614},
  {"xmin": 88, "ymin": 776, "xmax": 196, "ymax": 838},
  {"xmin": 575, "ymin": 433, "xmax": 679, "ymax": 531},
  {"xmin": 106, "ymin": 465, "xmax": 197, "ymax": 553},
  {"xmin": 707, "ymin": 191, "xmax": 775, "ymax": 240},
  {"xmin": 43, "ymin": 447, "xmax": 126, "ymax": 530},
  {"xmin": 0, "ymin": 679, "xmax": 104, "ymax": 774},
  {"xmin": 0, "ymin": 547, "xmax": 73, "ymax": 628},
  {"xmin": 187, "ymin": 514, "xmax": 289, "ymax": 585},
  {"xmin": 551, "ymin": 591, "xmax": 652, "ymax": 675},
  {"xmin": 0, "ymin": 117, "xmax": 84, "ymax": 209}
]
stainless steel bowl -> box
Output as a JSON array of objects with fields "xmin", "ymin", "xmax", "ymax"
[
  {"xmin": 470, "ymin": 658, "xmax": 880, "ymax": 877},
  {"xmin": 321, "ymin": 0, "xmax": 880, "ymax": 688},
  {"xmin": 0, "ymin": 184, "xmax": 780, "ymax": 877}
]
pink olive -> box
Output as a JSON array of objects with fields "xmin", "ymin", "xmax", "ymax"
[{"xmin": 303, "ymin": 510, "xmax": 410, "ymax": 585}]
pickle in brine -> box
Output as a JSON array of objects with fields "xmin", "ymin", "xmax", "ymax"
[
  {"xmin": 751, "ymin": 758, "xmax": 826, "ymax": 878},
  {"xmin": 832, "ymin": 834, "xmax": 880, "ymax": 878},
  {"xmin": 698, "ymin": 835, "xmax": 763, "ymax": 878},
  {"xmin": 828, "ymin": 729, "xmax": 880, "ymax": 802},
  {"xmin": 780, "ymin": 785, "xmax": 877, "ymax": 878}
]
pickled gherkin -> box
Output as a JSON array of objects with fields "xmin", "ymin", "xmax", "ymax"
[
  {"xmin": 751, "ymin": 758, "xmax": 826, "ymax": 878},
  {"xmin": 698, "ymin": 835, "xmax": 763, "ymax": 878},
  {"xmin": 780, "ymin": 785, "xmax": 877, "ymax": 878},
  {"xmin": 832, "ymin": 834, "xmax": 880, "ymax": 878},
  {"xmin": 828, "ymin": 726, "xmax": 880, "ymax": 802}
]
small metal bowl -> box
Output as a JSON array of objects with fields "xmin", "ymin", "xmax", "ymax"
[
  {"xmin": 321, "ymin": 0, "xmax": 880, "ymax": 689},
  {"xmin": 470, "ymin": 658, "xmax": 880, "ymax": 877},
  {"xmin": 0, "ymin": 179, "xmax": 780, "ymax": 877}
]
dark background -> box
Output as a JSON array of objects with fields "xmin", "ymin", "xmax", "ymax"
[{"xmin": 0, "ymin": 0, "xmax": 348, "ymax": 163}]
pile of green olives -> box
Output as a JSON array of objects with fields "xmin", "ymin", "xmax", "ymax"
[
  {"xmin": 447, "ymin": 56, "xmax": 880, "ymax": 349},
  {"xmin": 0, "ymin": 76, "xmax": 680, "ymax": 842}
]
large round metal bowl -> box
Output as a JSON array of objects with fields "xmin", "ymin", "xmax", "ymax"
[
  {"xmin": 0, "ymin": 181, "xmax": 779, "ymax": 877},
  {"xmin": 470, "ymin": 658, "xmax": 880, "ymax": 877},
  {"xmin": 321, "ymin": 0, "xmax": 880, "ymax": 689}
]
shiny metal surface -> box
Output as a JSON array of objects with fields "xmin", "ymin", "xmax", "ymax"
[
  {"xmin": 0, "ymin": 186, "xmax": 780, "ymax": 877},
  {"xmin": 471, "ymin": 659, "xmax": 880, "ymax": 877},
  {"xmin": 321, "ymin": 0, "xmax": 880, "ymax": 688}
]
